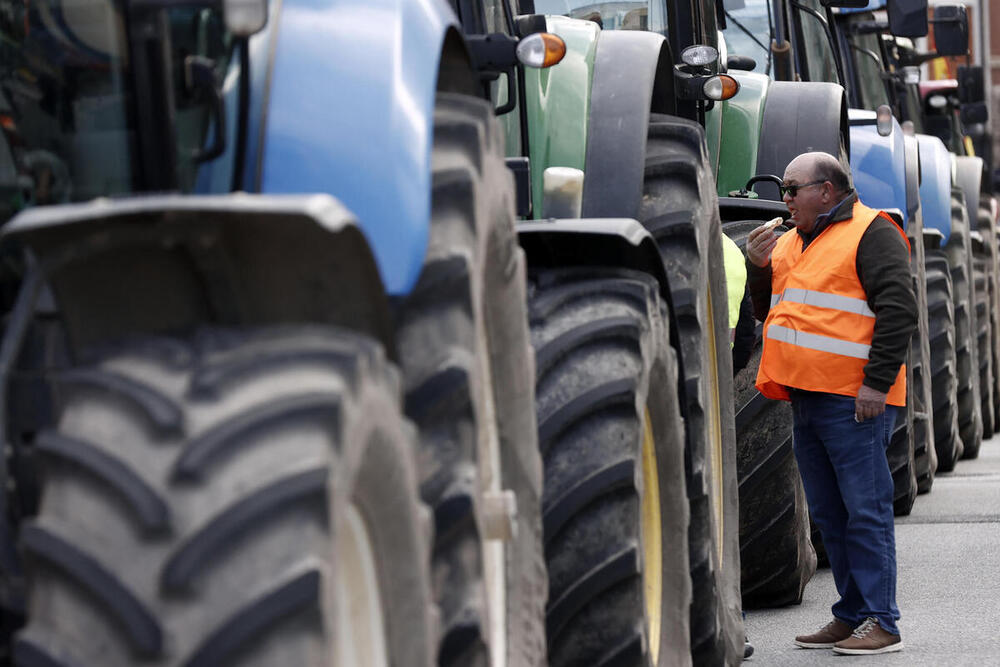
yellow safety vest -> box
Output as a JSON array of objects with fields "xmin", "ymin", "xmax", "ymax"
[{"xmin": 721, "ymin": 233, "xmax": 747, "ymax": 344}]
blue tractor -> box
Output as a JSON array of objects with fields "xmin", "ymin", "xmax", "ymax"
[
  {"xmin": 720, "ymin": 0, "xmax": 975, "ymax": 517},
  {"xmin": 0, "ymin": 1, "xmax": 561, "ymax": 664},
  {"xmin": 827, "ymin": 0, "xmax": 989, "ymax": 479}
]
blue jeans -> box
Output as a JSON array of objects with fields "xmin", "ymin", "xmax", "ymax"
[{"xmin": 790, "ymin": 390, "xmax": 901, "ymax": 635}]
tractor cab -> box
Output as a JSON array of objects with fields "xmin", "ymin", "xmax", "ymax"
[{"xmin": 0, "ymin": 0, "xmax": 246, "ymax": 223}]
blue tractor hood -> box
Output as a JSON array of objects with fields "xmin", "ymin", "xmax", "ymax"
[
  {"xmin": 251, "ymin": 0, "xmax": 458, "ymax": 296},
  {"xmin": 917, "ymin": 133, "xmax": 952, "ymax": 243},
  {"xmin": 849, "ymin": 109, "xmax": 907, "ymax": 225}
]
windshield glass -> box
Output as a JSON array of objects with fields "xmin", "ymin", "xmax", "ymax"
[
  {"xmin": 848, "ymin": 30, "xmax": 890, "ymax": 109},
  {"xmin": 0, "ymin": 0, "xmax": 233, "ymax": 223},
  {"xmin": 720, "ymin": 0, "xmax": 770, "ymax": 75},
  {"xmin": 1, "ymin": 0, "xmax": 134, "ymax": 220},
  {"xmin": 534, "ymin": 1, "xmax": 668, "ymax": 33},
  {"xmin": 793, "ymin": 0, "xmax": 838, "ymax": 84}
]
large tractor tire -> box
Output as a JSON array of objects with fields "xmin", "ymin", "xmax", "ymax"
[
  {"xmin": 907, "ymin": 227, "xmax": 936, "ymax": 495},
  {"xmin": 639, "ymin": 116, "xmax": 742, "ymax": 665},
  {"xmin": 810, "ymin": 524, "xmax": 829, "ymax": 569},
  {"xmin": 971, "ymin": 238, "xmax": 995, "ymax": 439},
  {"xmin": 925, "ymin": 250, "xmax": 963, "ymax": 471},
  {"xmin": 396, "ymin": 93, "xmax": 545, "ymax": 667},
  {"xmin": 888, "ymin": 359, "xmax": 917, "ymax": 516},
  {"xmin": 14, "ymin": 327, "xmax": 436, "ymax": 667},
  {"xmin": 721, "ymin": 221, "xmax": 815, "ymax": 608},
  {"xmin": 975, "ymin": 195, "xmax": 1000, "ymax": 432},
  {"xmin": 944, "ymin": 190, "xmax": 983, "ymax": 461},
  {"xmin": 529, "ymin": 268, "xmax": 691, "ymax": 667}
]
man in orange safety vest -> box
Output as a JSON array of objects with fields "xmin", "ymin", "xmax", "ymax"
[{"xmin": 746, "ymin": 152, "xmax": 917, "ymax": 656}]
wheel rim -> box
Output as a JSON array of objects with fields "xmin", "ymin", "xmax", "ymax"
[
  {"xmin": 706, "ymin": 287, "xmax": 725, "ymax": 561},
  {"xmin": 641, "ymin": 408, "xmax": 663, "ymax": 663},
  {"xmin": 484, "ymin": 523, "xmax": 506, "ymax": 667},
  {"xmin": 479, "ymin": 369, "xmax": 507, "ymax": 667},
  {"xmin": 335, "ymin": 503, "xmax": 389, "ymax": 667}
]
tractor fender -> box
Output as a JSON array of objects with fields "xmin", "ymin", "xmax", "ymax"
[
  {"xmin": 259, "ymin": 0, "xmax": 466, "ymax": 296},
  {"xmin": 754, "ymin": 81, "xmax": 849, "ymax": 201},
  {"xmin": 0, "ymin": 194, "xmax": 394, "ymax": 356},
  {"xmin": 581, "ymin": 29, "xmax": 675, "ymax": 219},
  {"xmin": 518, "ymin": 218, "xmax": 671, "ymax": 301},
  {"xmin": 848, "ymin": 109, "xmax": 908, "ymax": 225},
  {"xmin": 713, "ymin": 72, "xmax": 769, "ymax": 198},
  {"xmin": 904, "ymin": 133, "xmax": 921, "ymax": 230},
  {"xmin": 716, "ymin": 196, "xmax": 790, "ymax": 224},
  {"xmin": 953, "ymin": 155, "xmax": 984, "ymax": 231},
  {"xmin": 917, "ymin": 133, "xmax": 952, "ymax": 242}
]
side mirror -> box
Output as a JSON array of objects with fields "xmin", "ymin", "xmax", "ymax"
[
  {"xmin": 932, "ymin": 5, "xmax": 969, "ymax": 57},
  {"xmin": 727, "ymin": 54, "xmax": 757, "ymax": 71},
  {"xmin": 876, "ymin": 105, "xmax": 894, "ymax": 137},
  {"xmin": 957, "ymin": 65, "xmax": 985, "ymax": 104},
  {"xmin": 223, "ymin": 0, "xmax": 269, "ymax": 36},
  {"xmin": 887, "ymin": 0, "xmax": 928, "ymax": 38},
  {"xmin": 960, "ymin": 102, "xmax": 988, "ymax": 126}
]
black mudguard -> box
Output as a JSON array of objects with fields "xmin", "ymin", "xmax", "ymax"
[
  {"xmin": 717, "ymin": 196, "xmax": 790, "ymax": 224},
  {"xmin": 581, "ymin": 30, "xmax": 675, "ymax": 219},
  {"xmin": 518, "ymin": 218, "xmax": 671, "ymax": 301},
  {"xmin": 754, "ymin": 81, "xmax": 849, "ymax": 201},
  {"xmin": 0, "ymin": 194, "xmax": 394, "ymax": 357},
  {"xmin": 954, "ymin": 156, "xmax": 984, "ymax": 229},
  {"xmin": 904, "ymin": 132, "xmax": 921, "ymax": 226}
]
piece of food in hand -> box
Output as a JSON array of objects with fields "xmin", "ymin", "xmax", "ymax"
[{"xmin": 763, "ymin": 216, "xmax": 784, "ymax": 231}]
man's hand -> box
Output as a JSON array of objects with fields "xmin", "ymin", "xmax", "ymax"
[
  {"xmin": 746, "ymin": 221, "xmax": 781, "ymax": 267},
  {"xmin": 855, "ymin": 384, "xmax": 888, "ymax": 422}
]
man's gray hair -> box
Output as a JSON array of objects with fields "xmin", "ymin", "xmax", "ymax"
[{"xmin": 812, "ymin": 155, "xmax": 852, "ymax": 194}]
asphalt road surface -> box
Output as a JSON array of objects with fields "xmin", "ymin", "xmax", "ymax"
[{"xmin": 744, "ymin": 436, "xmax": 1000, "ymax": 665}]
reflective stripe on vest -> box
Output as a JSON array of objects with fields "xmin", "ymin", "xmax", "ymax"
[
  {"xmin": 765, "ymin": 324, "xmax": 872, "ymax": 360},
  {"xmin": 769, "ymin": 287, "xmax": 875, "ymax": 319}
]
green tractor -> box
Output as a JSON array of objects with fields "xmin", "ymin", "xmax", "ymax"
[
  {"xmin": 553, "ymin": 0, "xmax": 868, "ymax": 609},
  {"xmin": 457, "ymin": 0, "xmax": 749, "ymax": 662}
]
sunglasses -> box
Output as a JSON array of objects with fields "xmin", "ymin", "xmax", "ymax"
[{"xmin": 779, "ymin": 180, "xmax": 826, "ymax": 198}]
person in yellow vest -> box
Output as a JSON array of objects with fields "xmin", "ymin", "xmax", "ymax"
[
  {"xmin": 722, "ymin": 233, "xmax": 756, "ymax": 377},
  {"xmin": 746, "ymin": 152, "xmax": 916, "ymax": 656},
  {"xmin": 722, "ymin": 233, "xmax": 756, "ymax": 660}
]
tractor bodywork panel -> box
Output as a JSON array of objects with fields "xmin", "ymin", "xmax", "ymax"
[
  {"xmin": 523, "ymin": 15, "xmax": 599, "ymax": 219},
  {"xmin": 260, "ymin": 0, "xmax": 459, "ymax": 295},
  {"xmin": 849, "ymin": 109, "xmax": 908, "ymax": 224},
  {"xmin": 713, "ymin": 72, "xmax": 768, "ymax": 198},
  {"xmin": 917, "ymin": 133, "xmax": 954, "ymax": 243}
]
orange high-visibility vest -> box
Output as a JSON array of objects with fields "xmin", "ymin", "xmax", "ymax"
[{"xmin": 756, "ymin": 200, "xmax": 910, "ymax": 406}]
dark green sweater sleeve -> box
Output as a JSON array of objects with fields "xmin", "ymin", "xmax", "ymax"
[
  {"xmin": 747, "ymin": 259, "xmax": 772, "ymax": 322},
  {"xmin": 856, "ymin": 218, "xmax": 918, "ymax": 393}
]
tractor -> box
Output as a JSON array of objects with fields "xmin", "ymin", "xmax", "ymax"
[{"xmin": 0, "ymin": 0, "xmax": 555, "ymax": 664}]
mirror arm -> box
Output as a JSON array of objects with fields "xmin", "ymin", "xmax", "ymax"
[
  {"xmin": 846, "ymin": 20, "xmax": 889, "ymax": 35},
  {"xmin": 898, "ymin": 51, "xmax": 943, "ymax": 66},
  {"xmin": 186, "ymin": 56, "xmax": 226, "ymax": 163}
]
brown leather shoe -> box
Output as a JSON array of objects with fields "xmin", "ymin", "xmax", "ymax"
[
  {"xmin": 833, "ymin": 617, "xmax": 903, "ymax": 655},
  {"xmin": 794, "ymin": 618, "xmax": 854, "ymax": 648}
]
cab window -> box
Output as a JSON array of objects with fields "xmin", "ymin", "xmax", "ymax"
[
  {"xmin": 848, "ymin": 30, "xmax": 890, "ymax": 109},
  {"xmin": 534, "ymin": 1, "xmax": 669, "ymax": 34},
  {"xmin": 0, "ymin": 0, "xmax": 234, "ymax": 223},
  {"xmin": 792, "ymin": 0, "xmax": 838, "ymax": 84},
  {"xmin": 720, "ymin": 0, "xmax": 770, "ymax": 75}
]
